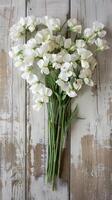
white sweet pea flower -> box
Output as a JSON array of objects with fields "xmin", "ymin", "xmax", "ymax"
[
  {"xmin": 84, "ymin": 78, "xmax": 94, "ymax": 86},
  {"xmin": 54, "ymin": 52, "xmax": 63, "ymax": 63},
  {"xmin": 59, "ymin": 62, "xmax": 73, "ymax": 81},
  {"xmin": 19, "ymin": 17, "xmax": 26, "ymax": 26},
  {"xmin": 79, "ymin": 68, "xmax": 94, "ymax": 86},
  {"xmin": 36, "ymin": 95, "xmax": 49, "ymax": 103},
  {"xmin": 67, "ymin": 18, "xmax": 82, "ymax": 33},
  {"xmin": 19, "ymin": 65, "xmax": 31, "ymax": 72},
  {"xmin": 30, "ymin": 83, "xmax": 40, "ymax": 94},
  {"xmin": 44, "ymin": 16, "xmax": 61, "ymax": 32},
  {"xmin": 56, "ymin": 79, "xmax": 77, "ymax": 97},
  {"xmin": 56, "ymin": 79, "xmax": 69, "ymax": 91},
  {"xmin": 77, "ymin": 48, "xmax": 93, "ymax": 59},
  {"xmin": 83, "ymin": 28, "xmax": 96, "ymax": 44},
  {"xmin": 9, "ymin": 23, "xmax": 25, "ymax": 41},
  {"xmin": 21, "ymin": 71, "xmax": 38, "ymax": 84},
  {"xmin": 28, "ymin": 24, "xmax": 35, "ymax": 32},
  {"xmin": 79, "ymin": 68, "xmax": 92, "ymax": 78},
  {"xmin": 93, "ymin": 21, "xmax": 104, "ymax": 32},
  {"xmin": 50, "ymin": 54, "xmax": 57, "ymax": 62},
  {"xmin": 84, "ymin": 28, "xmax": 94, "ymax": 38},
  {"xmin": 59, "ymin": 71, "xmax": 70, "ymax": 82},
  {"xmin": 9, "ymin": 45, "xmax": 23, "ymax": 58},
  {"xmin": 64, "ymin": 38, "xmax": 72, "ymax": 49},
  {"xmin": 72, "ymin": 25, "xmax": 82, "ymax": 33},
  {"xmin": 66, "ymin": 88, "xmax": 77, "ymax": 97},
  {"xmin": 23, "ymin": 47, "xmax": 35, "ymax": 57},
  {"xmin": 73, "ymin": 79, "xmax": 83, "ymax": 91},
  {"xmin": 47, "ymin": 40, "xmax": 59, "ymax": 52},
  {"xmin": 71, "ymin": 53, "xmax": 79, "ymax": 62},
  {"xmin": 55, "ymin": 35, "xmax": 64, "ymax": 47},
  {"xmin": 39, "ymin": 86, "xmax": 52, "ymax": 103},
  {"xmin": 42, "ymin": 87, "xmax": 52, "ymax": 97},
  {"xmin": 53, "ymin": 62, "xmax": 61, "ymax": 69},
  {"xmin": 37, "ymin": 56, "xmax": 50, "ymax": 74},
  {"xmin": 56, "ymin": 50, "xmax": 71, "ymax": 63},
  {"xmin": 81, "ymin": 60, "xmax": 90, "ymax": 68},
  {"xmin": 21, "ymin": 71, "xmax": 30, "ymax": 80},
  {"xmin": 23, "ymin": 47, "xmax": 35, "ymax": 66},
  {"xmin": 88, "ymin": 56, "xmax": 97, "ymax": 70},
  {"xmin": 61, "ymin": 62, "xmax": 72, "ymax": 71},
  {"xmin": 67, "ymin": 18, "xmax": 77, "ymax": 27},
  {"xmin": 35, "ymin": 43, "xmax": 49, "ymax": 57},
  {"xmin": 76, "ymin": 39, "xmax": 86, "ymax": 48},
  {"xmin": 34, "ymin": 86, "xmax": 52, "ymax": 103},
  {"xmin": 27, "ymin": 38, "xmax": 37, "ymax": 49},
  {"xmin": 35, "ymin": 29, "xmax": 51, "ymax": 44},
  {"xmin": 26, "ymin": 16, "xmax": 37, "ymax": 32},
  {"xmin": 23, "ymin": 58, "xmax": 34, "ymax": 67},
  {"xmin": 31, "ymin": 83, "xmax": 52, "ymax": 103},
  {"xmin": 63, "ymin": 53, "xmax": 71, "ymax": 62},
  {"xmin": 50, "ymin": 53, "xmax": 62, "ymax": 63},
  {"xmin": 95, "ymin": 38, "xmax": 109, "ymax": 50},
  {"xmin": 98, "ymin": 30, "xmax": 106, "ymax": 38},
  {"xmin": 14, "ymin": 59, "xmax": 23, "ymax": 68}
]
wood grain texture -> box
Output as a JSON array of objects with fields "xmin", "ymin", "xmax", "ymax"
[
  {"xmin": 0, "ymin": 0, "xmax": 26, "ymax": 199},
  {"xmin": 26, "ymin": 0, "xmax": 70, "ymax": 199},
  {"xmin": 0, "ymin": 0, "xmax": 112, "ymax": 199},
  {"xmin": 70, "ymin": 0, "xmax": 112, "ymax": 200}
]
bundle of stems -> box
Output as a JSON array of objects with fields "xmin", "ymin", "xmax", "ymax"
[{"xmin": 45, "ymin": 70, "xmax": 78, "ymax": 190}]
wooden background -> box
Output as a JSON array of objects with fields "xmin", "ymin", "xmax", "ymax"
[{"xmin": 0, "ymin": 0, "xmax": 112, "ymax": 199}]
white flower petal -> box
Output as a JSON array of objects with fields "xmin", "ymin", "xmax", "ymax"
[
  {"xmin": 67, "ymin": 90, "xmax": 77, "ymax": 97},
  {"xmin": 73, "ymin": 79, "xmax": 83, "ymax": 91},
  {"xmin": 67, "ymin": 18, "xmax": 77, "ymax": 27},
  {"xmin": 64, "ymin": 38, "xmax": 72, "ymax": 49},
  {"xmin": 95, "ymin": 38, "xmax": 109, "ymax": 50},
  {"xmin": 84, "ymin": 78, "xmax": 94, "ymax": 86},
  {"xmin": 93, "ymin": 21, "xmax": 104, "ymax": 31},
  {"xmin": 76, "ymin": 39, "xmax": 86, "ymax": 48},
  {"xmin": 77, "ymin": 48, "xmax": 93, "ymax": 59},
  {"xmin": 81, "ymin": 60, "xmax": 90, "ymax": 68}
]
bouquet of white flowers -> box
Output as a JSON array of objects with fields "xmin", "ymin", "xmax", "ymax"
[{"xmin": 9, "ymin": 16, "xmax": 109, "ymax": 190}]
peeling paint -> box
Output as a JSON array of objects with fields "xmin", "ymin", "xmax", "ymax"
[
  {"xmin": 0, "ymin": 50, "xmax": 8, "ymax": 110},
  {"xmin": 33, "ymin": 144, "xmax": 44, "ymax": 178},
  {"xmin": 60, "ymin": 148, "xmax": 69, "ymax": 182},
  {"xmin": 107, "ymin": 97, "xmax": 112, "ymax": 122},
  {"xmin": 71, "ymin": 135, "xmax": 112, "ymax": 200},
  {"xmin": 4, "ymin": 142, "xmax": 17, "ymax": 166}
]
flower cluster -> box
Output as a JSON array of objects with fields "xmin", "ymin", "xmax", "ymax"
[{"xmin": 9, "ymin": 16, "xmax": 109, "ymax": 110}]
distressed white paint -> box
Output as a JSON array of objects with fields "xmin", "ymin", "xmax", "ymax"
[
  {"xmin": 0, "ymin": 0, "xmax": 25, "ymax": 199},
  {"xmin": 71, "ymin": 0, "xmax": 112, "ymax": 199},
  {"xmin": 0, "ymin": 0, "xmax": 112, "ymax": 199}
]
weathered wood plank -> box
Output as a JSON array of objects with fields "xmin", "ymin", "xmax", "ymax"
[
  {"xmin": 0, "ymin": 0, "xmax": 25, "ymax": 199},
  {"xmin": 70, "ymin": 0, "xmax": 112, "ymax": 199},
  {"xmin": 26, "ymin": 0, "xmax": 70, "ymax": 199}
]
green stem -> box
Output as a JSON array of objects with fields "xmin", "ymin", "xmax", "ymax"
[
  {"xmin": 57, "ymin": 106, "xmax": 64, "ymax": 177},
  {"xmin": 51, "ymin": 103, "xmax": 61, "ymax": 189},
  {"xmin": 47, "ymin": 100, "xmax": 55, "ymax": 182},
  {"xmin": 46, "ymin": 93, "xmax": 78, "ymax": 190}
]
